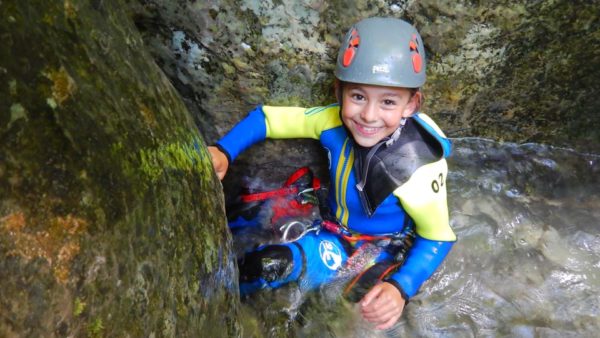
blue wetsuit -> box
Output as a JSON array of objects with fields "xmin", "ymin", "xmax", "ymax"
[{"xmin": 217, "ymin": 104, "xmax": 456, "ymax": 299}]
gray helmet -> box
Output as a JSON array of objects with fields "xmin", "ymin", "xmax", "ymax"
[{"xmin": 335, "ymin": 17, "xmax": 426, "ymax": 88}]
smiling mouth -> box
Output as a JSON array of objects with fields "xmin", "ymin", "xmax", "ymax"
[{"xmin": 354, "ymin": 122, "xmax": 382, "ymax": 136}]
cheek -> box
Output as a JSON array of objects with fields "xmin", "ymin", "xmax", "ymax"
[
  {"xmin": 340, "ymin": 112, "xmax": 352, "ymax": 127},
  {"xmin": 382, "ymin": 111, "xmax": 404, "ymax": 127},
  {"xmin": 340, "ymin": 105, "xmax": 354, "ymax": 120}
]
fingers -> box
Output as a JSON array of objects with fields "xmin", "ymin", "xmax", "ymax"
[
  {"xmin": 360, "ymin": 283, "xmax": 383, "ymax": 307},
  {"xmin": 207, "ymin": 146, "xmax": 228, "ymax": 180},
  {"xmin": 361, "ymin": 298, "xmax": 398, "ymax": 321},
  {"xmin": 359, "ymin": 283, "xmax": 405, "ymax": 330},
  {"xmin": 362, "ymin": 302, "xmax": 403, "ymax": 330}
]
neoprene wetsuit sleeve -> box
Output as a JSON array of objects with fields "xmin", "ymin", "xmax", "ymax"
[
  {"xmin": 215, "ymin": 105, "xmax": 341, "ymax": 161},
  {"xmin": 215, "ymin": 106, "xmax": 267, "ymax": 162},
  {"xmin": 386, "ymin": 236, "xmax": 454, "ymax": 299},
  {"xmin": 389, "ymin": 136, "xmax": 456, "ymax": 299}
]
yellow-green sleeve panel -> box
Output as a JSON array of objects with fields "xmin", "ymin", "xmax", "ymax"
[
  {"xmin": 394, "ymin": 158, "xmax": 456, "ymax": 241},
  {"xmin": 262, "ymin": 105, "xmax": 343, "ymax": 140}
]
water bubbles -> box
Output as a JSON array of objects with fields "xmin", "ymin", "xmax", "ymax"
[
  {"xmin": 552, "ymin": 270, "xmax": 586, "ymax": 289},
  {"xmin": 443, "ymin": 138, "xmax": 600, "ymax": 336}
]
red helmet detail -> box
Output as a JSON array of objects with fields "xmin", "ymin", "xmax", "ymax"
[
  {"xmin": 412, "ymin": 54, "xmax": 422, "ymax": 73},
  {"xmin": 343, "ymin": 48, "xmax": 356, "ymax": 67},
  {"xmin": 409, "ymin": 34, "xmax": 422, "ymax": 73},
  {"xmin": 343, "ymin": 29, "xmax": 360, "ymax": 67},
  {"xmin": 409, "ymin": 40, "xmax": 417, "ymax": 51}
]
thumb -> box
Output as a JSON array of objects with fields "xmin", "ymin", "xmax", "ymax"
[{"xmin": 361, "ymin": 283, "xmax": 383, "ymax": 307}]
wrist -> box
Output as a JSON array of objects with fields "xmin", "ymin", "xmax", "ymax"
[
  {"xmin": 384, "ymin": 279, "xmax": 410, "ymax": 303},
  {"xmin": 214, "ymin": 143, "xmax": 232, "ymax": 165}
]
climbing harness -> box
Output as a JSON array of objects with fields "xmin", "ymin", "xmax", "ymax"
[{"xmin": 228, "ymin": 166, "xmax": 416, "ymax": 301}]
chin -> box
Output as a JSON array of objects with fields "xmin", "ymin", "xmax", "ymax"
[{"xmin": 353, "ymin": 136, "xmax": 382, "ymax": 148}]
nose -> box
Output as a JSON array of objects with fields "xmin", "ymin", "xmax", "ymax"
[{"xmin": 360, "ymin": 102, "xmax": 378, "ymax": 123}]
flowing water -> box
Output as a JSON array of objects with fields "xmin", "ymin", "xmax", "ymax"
[{"xmin": 233, "ymin": 137, "xmax": 600, "ymax": 337}]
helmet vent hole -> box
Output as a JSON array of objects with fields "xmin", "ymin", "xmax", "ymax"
[{"xmin": 342, "ymin": 29, "xmax": 360, "ymax": 67}]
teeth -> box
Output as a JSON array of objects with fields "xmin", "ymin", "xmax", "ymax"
[{"xmin": 358, "ymin": 124, "xmax": 380, "ymax": 133}]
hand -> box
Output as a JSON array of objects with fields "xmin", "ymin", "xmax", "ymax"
[
  {"xmin": 208, "ymin": 146, "xmax": 229, "ymax": 180},
  {"xmin": 359, "ymin": 282, "xmax": 405, "ymax": 330}
]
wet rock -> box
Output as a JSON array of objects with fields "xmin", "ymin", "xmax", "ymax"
[{"xmin": 0, "ymin": 1, "xmax": 239, "ymax": 336}]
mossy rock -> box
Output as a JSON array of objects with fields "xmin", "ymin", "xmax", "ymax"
[{"xmin": 0, "ymin": 1, "xmax": 239, "ymax": 336}]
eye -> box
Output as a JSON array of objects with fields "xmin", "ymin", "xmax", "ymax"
[
  {"xmin": 383, "ymin": 99, "xmax": 396, "ymax": 106},
  {"xmin": 351, "ymin": 93, "xmax": 365, "ymax": 101}
]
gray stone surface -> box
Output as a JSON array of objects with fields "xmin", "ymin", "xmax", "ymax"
[{"xmin": 1, "ymin": 1, "xmax": 239, "ymax": 336}]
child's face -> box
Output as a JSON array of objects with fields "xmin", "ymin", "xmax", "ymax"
[{"xmin": 340, "ymin": 83, "xmax": 419, "ymax": 147}]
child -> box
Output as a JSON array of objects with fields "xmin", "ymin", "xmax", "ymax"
[{"xmin": 209, "ymin": 17, "xmax": 456, "ymax": 330}]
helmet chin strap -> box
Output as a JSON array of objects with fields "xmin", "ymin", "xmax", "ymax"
[
  {"xmin": 385, "ymin": 117, "xmax": 406, "ymax": 146},
  {"xmin": 355, "ymin": 117, "xmax": 407, "ymax": 192}
]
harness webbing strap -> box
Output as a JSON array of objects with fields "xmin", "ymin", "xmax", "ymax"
[
  {"xmin": 239, "ymin": 166, "xmax": 320, "ymax": 203},
  {"xmin": 240, "ymin": 186, "xmax": 299, "ymax": 202},
  {"xmin": 284, "ymin": 166, "xmax": 310, "ymax": 186}
]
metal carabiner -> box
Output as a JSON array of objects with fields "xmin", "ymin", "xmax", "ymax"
[
  {"xmin": 279, "ymin": 220, "xmax": 308, "ymax": 243},
  {"xmin": 279, "ymin": 219, "xmax": 320, "ymax": 243}
]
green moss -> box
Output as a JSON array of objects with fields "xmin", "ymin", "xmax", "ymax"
[
  {"xmin": 176, "ymin": 301, "xmax": 188, "ymax": 317},
  {"xmin": 138, "ymin": 136, "xmax": 212, "ymax": 184},
  {"xmin": 87, "ymin": 317, "xmax": 104, "ymax": 338},
  {"xmin": 74, "ymin": 297, "xmax": 86, "ymax": 317},
  {"xmin": 9, "ymin": 103, "xmax": 27, "ymax": 126},
  {"xmin": 222, "ymin": 62, "xmax": 235, "ymax": 75},
  {"xmin": 9, "ymin": 79, "xmax": 17, "ymax": 96}
]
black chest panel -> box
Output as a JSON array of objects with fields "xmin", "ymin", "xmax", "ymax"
[{"xmin": 353, "ymin": 118, "xmax": 443, "ymax": 216}]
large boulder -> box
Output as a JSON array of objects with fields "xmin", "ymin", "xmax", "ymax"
[{"xmin": 0, "ymin": 1, "xmax": 238, "ymax": 337}]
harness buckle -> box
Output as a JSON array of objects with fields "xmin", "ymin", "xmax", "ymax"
[{"xmin": 296, "ymin": 187, "xmax": 319, "ymax": 205}]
